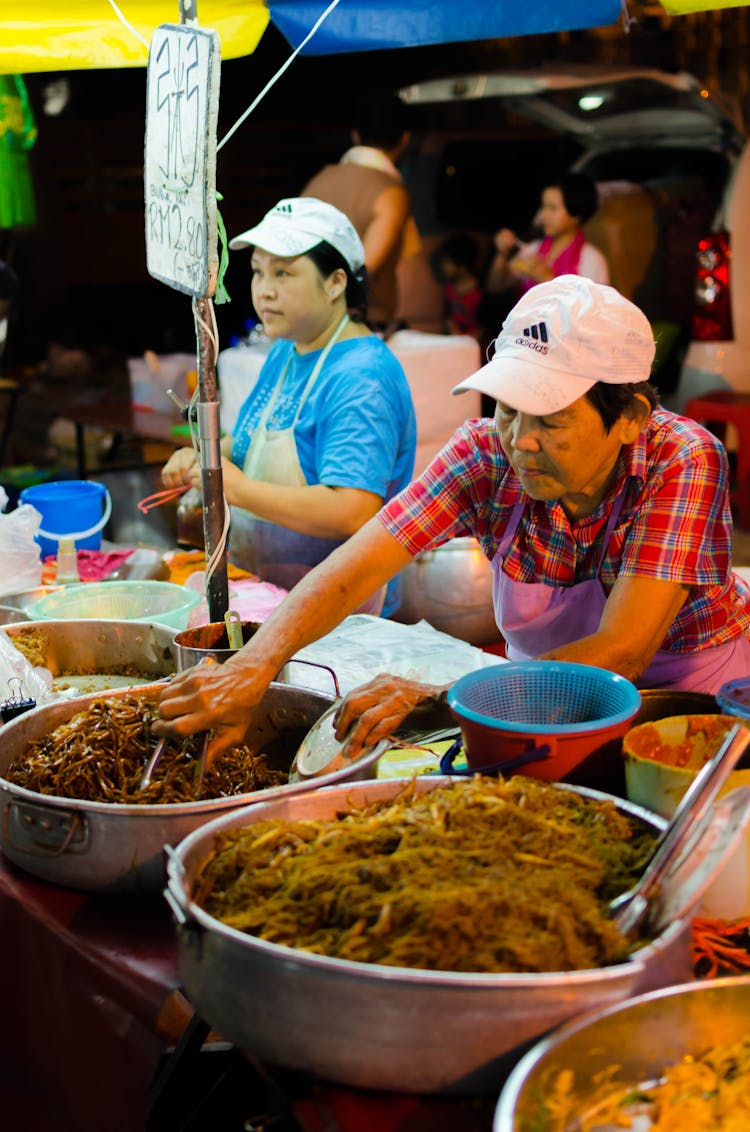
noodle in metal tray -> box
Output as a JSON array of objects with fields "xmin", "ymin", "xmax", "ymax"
[{"xmin": 5, "ymin": 693, "xmax": 286, "ymax": 804}]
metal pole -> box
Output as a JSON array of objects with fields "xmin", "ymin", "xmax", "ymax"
[
  {"xmin": 178, "ymin": 0, "xmax": 228, "ymax": 623},
  {"xmin": 194, "ymin": 297, "xmax": 229, "ymax": 621}
]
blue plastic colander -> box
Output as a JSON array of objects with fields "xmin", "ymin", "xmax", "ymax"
[
  {"xmin": 446, "ymin": 661, "xmax": 642, "ymax": 779},
  {"xmin": 448, "ymin": 661, "xmax": 641, "ymax": 733},
  {"xmin": 717, "ymin": 676, "xmax": 750, "ymax": 720}
]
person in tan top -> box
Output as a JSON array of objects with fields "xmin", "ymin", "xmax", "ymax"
[{"xmin": 302, "ymin": 95, "xmax": 418, "ymax": 329}]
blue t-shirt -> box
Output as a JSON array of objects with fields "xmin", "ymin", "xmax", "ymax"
[{"xmin": 228, "ymin": 334, "xmax": 416, "ymax": 615}]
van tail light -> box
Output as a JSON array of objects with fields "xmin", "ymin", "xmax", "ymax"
[{"xmin": 691, "ymin": 230, "xmax": 733, "ymax": 341}]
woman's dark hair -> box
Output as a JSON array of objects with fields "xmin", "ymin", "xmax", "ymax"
[
  {"xmin": 585, "ymin": 380, "xmax": 659, "ymax": 432},
  {"xmin": 549, "ymin": 173, "xmax": 600, "ymax": 225},
  {"xmin": 307, "ymin": 240, "xmax": 368, "ymax": 323}
]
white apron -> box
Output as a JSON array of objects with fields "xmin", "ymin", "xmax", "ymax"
[{"xmin": 230, "ymin": 315, "xmax": 384, "ymax": 613}]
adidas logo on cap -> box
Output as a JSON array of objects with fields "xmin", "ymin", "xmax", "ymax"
[
  {"xmin": 523, "ymin": 322, "xmax": 548, "ymax": 342},
  {"xmin": 516, "ymin": 321, "xmax": 549, "ymax": 354}
]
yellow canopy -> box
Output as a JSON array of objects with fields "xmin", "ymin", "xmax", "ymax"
[
  {"xmin": 662, "ymin": 0, "xmax": 746, "ymax": 9},
  {"xmin": 0, "ymin": 0, "xmax": 269, "ymax": 73}
]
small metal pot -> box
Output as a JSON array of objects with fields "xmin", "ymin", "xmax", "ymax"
[
  {"xmin": 174, "ymin": 619, "xmax": 262, "ymax": 668},
  {"xmin": 630, "ymin": 688, "xmax": 718, "ymax": 727},
  {"xmin": 174, "ymin": 620, "xmax": 343, "ymax": 696}
]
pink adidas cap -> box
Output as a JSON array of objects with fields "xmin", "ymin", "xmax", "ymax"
[{"xmin": 452, "ymin": 275, "xmax": 655, "ymax": 414}]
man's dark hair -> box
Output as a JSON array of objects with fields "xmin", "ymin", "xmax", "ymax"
[
  {"xmin": 585, "ymin": 380, "xmax": 659, "ymax": 431},
  {"xmin": 439, "ymin": 233, "xmax": 479, "ymax": 271},
  {"xmin": 354, "ymin": 94, "xmax": 409, "ymax": 151}
]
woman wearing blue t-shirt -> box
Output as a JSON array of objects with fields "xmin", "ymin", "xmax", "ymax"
[{"xmin": 162, "ymin": 197, "xmax": 417, "ymax": 616}]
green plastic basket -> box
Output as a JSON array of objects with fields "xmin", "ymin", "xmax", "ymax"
[{"xmin": 27, "ymin": 581, "xmax": 201, "ymax": 630}]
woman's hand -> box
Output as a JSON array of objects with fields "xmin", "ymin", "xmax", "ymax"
[
  {"xmin": 217, "ymin": 456, "xmax": 251, "ymax": 508},
  {"xmin": 493, "ymin": 228, "xmax": 518, "ymax": 256},
  {"xmin": 333, "ymin": 673, "xmax": 447, "ymax": 757},
  {"xmin": 162, "ymin": 447, "xmax": 200, "ymax": 490}
]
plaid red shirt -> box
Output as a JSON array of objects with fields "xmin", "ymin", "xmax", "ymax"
[{"xmin": 379, "ymin": 408, "xmax": 750, "ymax": 651}]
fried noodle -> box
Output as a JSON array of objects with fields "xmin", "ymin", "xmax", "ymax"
[
  {"xmin": 194, "ymin": 777, "xmax": 658, "ymax": 974},
  {"xmin": 548, "ymin": 1035, "xmax": 750, "ymax": 1131},
  {"xmin": 5, "ymin": 694, "xmax": 286, "ymax": 804}
]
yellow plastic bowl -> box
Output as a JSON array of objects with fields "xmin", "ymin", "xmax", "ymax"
[
  {"xmin": 623, "ymin": 714, "xmax": 750, "ymax": 814},
  {"xmin": 623, "ymin": 713, "xmax": 750, "ymax": 919}
]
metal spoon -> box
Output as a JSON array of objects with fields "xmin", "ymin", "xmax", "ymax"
[
  {"xmin": 140, "ymin": 735, "xmax": 168, "ymax": 790},
  {"xmin": 609, "ymin": 721, "xmax": 750, "ymax": 936},
  {"xmin": 140, "ymin": 731, "xmax": 210, "ymax": 796}
]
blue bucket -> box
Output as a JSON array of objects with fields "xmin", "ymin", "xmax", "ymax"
[{"xmin": 19, "ymin": 480, "xmax": 112, "ymax": 559}]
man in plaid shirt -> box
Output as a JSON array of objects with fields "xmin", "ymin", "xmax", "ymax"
[{"xmin": 156, "ymin": 277, "xmax": 750, "ymax": 767}]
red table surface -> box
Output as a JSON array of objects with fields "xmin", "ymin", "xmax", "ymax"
[
  {"xmin": 5, "ymin": 844, "xmax": 741, "ymax": 1132},
  {"xmin": 0, "ymin": 851, "xmax": 498, "ymax": 1132},
  {"xmin": 0, "ymin": 852, "xmax": 180, "ymax": 1132}
]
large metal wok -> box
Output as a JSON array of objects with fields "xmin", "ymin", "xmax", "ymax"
[
  {"xmin": 164, "ymin": 775, "xmax": 742, "ymax": 1096},
  {"xmin": 0, "ymin": 681, "xmax": 386, "ymax": 892}
]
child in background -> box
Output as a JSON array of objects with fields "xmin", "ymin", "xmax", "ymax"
[{"xmin": 437, "ymin": 233, "xmax": 484, "ymax": 342}]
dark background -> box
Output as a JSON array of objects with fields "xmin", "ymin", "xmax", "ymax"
[{"xmin": 3, "ymin": 7, "xmax": 749, "ymax": 371}]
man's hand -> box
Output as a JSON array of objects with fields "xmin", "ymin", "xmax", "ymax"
[
  {"xmin": 154, "ymin": 659, "xmax": 268, "ymax": 767},
  {"xmin": 333, "ymin": 673, "xmax": 447, "ymax": 757}
]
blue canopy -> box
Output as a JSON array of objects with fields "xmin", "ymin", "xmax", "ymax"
[{"xmin": 267, "ymin": 0, "xmax": 625, "ymax": 54}]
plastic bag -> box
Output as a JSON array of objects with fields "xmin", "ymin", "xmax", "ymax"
[
  {"xmin": 184, "ymin": 572, "xmax": 288, "ymax": 628},
  {"xmin": 281, "ymin": 614, "xmax": 502, "ymax": 697},
  {"xmin": 0, "ymin": 627, "xmax": 55, "ymax": 711},
  {"xmin": 0, "ymin": 502, "xmax": 43, "ymax": 598}
]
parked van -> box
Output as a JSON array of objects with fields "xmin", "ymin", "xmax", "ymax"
[
  {"xmin": 395, "ymin": 65, "xmax": 745, "ymax": 397},
  {"xmin": 672, "ymin": 139, "xmax": 750, "ymax": 409}
]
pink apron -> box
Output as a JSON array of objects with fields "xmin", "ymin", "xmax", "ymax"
[{"xmin": 492, "ymin": 493, "xmax": 750, "ymax": 694}]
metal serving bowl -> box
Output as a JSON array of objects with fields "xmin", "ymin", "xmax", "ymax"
[
  {"xmin": 494, "ymin": 976, "xmax": 750, "ymax": 1131},
  {"xmin": 0, "ymin": 586, "xmax": 64, "ymax": 625},
  {"xmin": 2, "ymin": 618, "xmax": 177, "ymax": 693},
  {"xmin": 165, "ymin": 777, "xmax": 703, "ymax": 1096},
  {"xmin": 391, "ymin": 537, "xmax": 502, "ymax": 646}
]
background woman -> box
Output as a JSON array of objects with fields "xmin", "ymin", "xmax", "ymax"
[
  {"xmin": 486, "ymin": 172, "xmax": 609, "ymax": 297},
  {"xmin": 161, "ymin": 197, "xmax": 417, "ymax": 616}
]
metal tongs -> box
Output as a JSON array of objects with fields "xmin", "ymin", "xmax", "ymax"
[
  {"xmin": 140, "ymin": 732, "xmax": 210, "ymax": 798},
  {"xmin": 608, "ymin": 722, "xmax": 750, "ymax": 936}
]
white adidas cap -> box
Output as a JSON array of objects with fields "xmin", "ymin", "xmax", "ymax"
[
  {"xmin": 229, "ymin": 197, "xmax": 365, "ymax": 275},
  {"xmin": 452, "ymin": 275, "xmax": 655, "ymax": 414}
]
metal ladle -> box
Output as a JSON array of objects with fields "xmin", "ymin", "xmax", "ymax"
[{"xmin": 609, "ymin": 721, "xmax": 750, "ymax": 936}]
